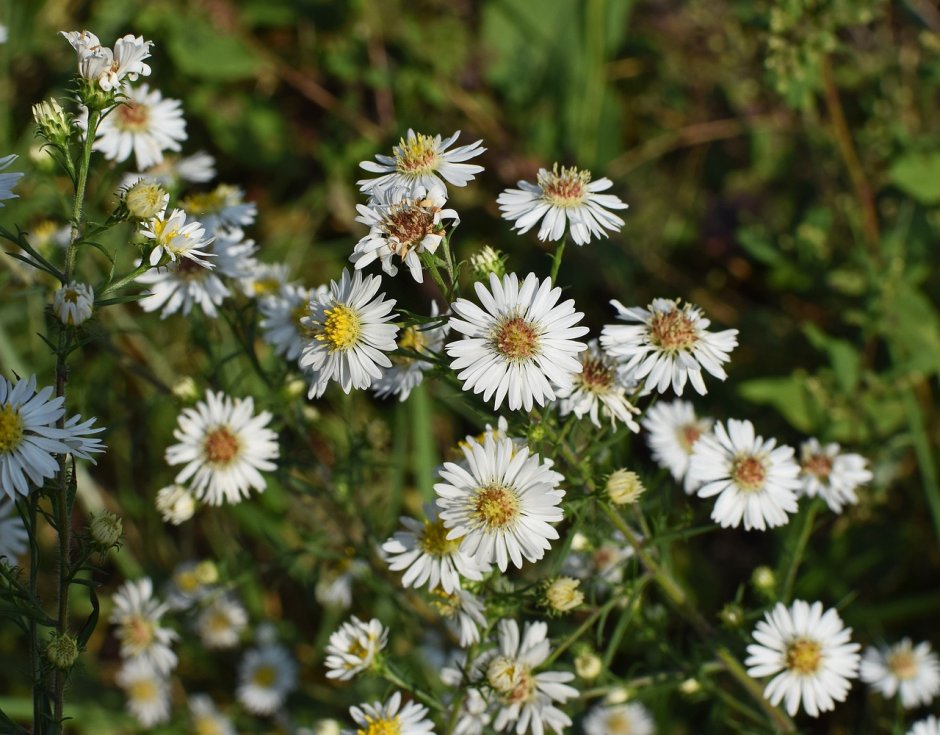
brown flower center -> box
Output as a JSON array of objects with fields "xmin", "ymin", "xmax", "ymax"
[
  {"xmin": 203, "ymin": 427, "xmax": 240, "ymax": 465},
  {"xmin": 538, "ymin": 164, "xmax": 590, "ymax": 207},
  {"xmin": 492, "ymin": 316, "xmax": 540, "ymax": 361},
  {"xmin": 732, "ymin": 455, "xmax": 767, "ymax": 491},
  {"xmin": 786, "ymin": 638, "xmax": 822, "ymax": 675},
  {"xmin": 124, "ymin": 615, "xmax": 156, "ymax": 650},
  {"xmin": 471, "ymin": 484, "xmax": 520, "ymax": 530},
  {"xmin": 888, "ymin": 649, "xmax": 919, "ymax": 680},
  {"xmin": 802, "ymin": 453, "xmax": 833, "ymax": 481},
  {"xmin": 382, "ymin": 204, "xmax": 438, "ymax": 255},
  {"xmin": 579, "ymin": 355, "xmax": 614, "ymax": 393},
  {"xmin": 678, "ymin": 423, "xmax": 703, "ymax": 453},
  {"xmin": 649, "ymin": 308, "xmax": 698, "ymax": 351}
]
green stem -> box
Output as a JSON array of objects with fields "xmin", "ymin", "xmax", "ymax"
[
  {"xmin": 64, "ymin": 109, "xmax": 100, "ymax": 284},
  {"xmin": 715, "ymin": 648, "xmax": 797, "ymax": 733},
  {"xmin": 778, "ymin": 499, "xmax": 821, "ymax": 603},
  {"xmin": 549, "ymin": 236, "xmax": 567, "ymax": 284},
  {"xmin": 380, "ymin": 665, "xmax": 444, "ymax": 712},
  {"xmin": 544, "ymin": 595, "xmax": 623, "ymax": 667},
  {"xmin": 98, "ymin": 263, "xmax": 151, "ymax": 298}
]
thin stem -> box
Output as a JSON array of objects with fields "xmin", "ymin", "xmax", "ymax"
[
  {"xmin": 549, "ymin": 236, "xmax": 567, "ymax": 284},
  {"xmin": 380, "ymin": 665, "xmax": 444, "ymax": 712},
  {"xmin": 544, "ymin": 595, "xmax": 623, "ymax": 667},
  {"xmin": 779, "ymin": 499, "xmax": 821, "ymax": 603},
  {"xmin": 715, "ymin": 648, "xmax": 797, "ymax": 733},
  {"xmin": 64, "ymin": 108, "xmax": 100, "ymax": 283}
]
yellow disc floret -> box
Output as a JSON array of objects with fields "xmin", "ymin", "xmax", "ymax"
[
  {"xmin": 357, "ymin": 715, "xmax": 401, "ymax": 735},
  {"xmin": 317, "ymin": 304, "xmax": 362, "ymax": 352},
  {"xmin": 0, "ymin": 404, "xmax": 25, "ymax": 454}
]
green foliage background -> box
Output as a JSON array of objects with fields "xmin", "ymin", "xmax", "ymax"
[{"xmin": 1, "ymin": 0, "xmax": 940, "ymax": 732}]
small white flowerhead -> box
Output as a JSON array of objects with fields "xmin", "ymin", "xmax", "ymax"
[
  {"xmin": 237, "ymin": 641, "xmax": 297, "ymax": 715},
  {"xmin": 53, "ymin": 281, "xmax": 94, "ymax": 326},
  {"xmin": 799, "ymin": 438, "xmax": 873, "ymax": 513},
  {"xmin": 124, "ymin": 180, "xmax": 169, "ymax": 219},
  {"xmin": 116, "ymin": 658, "xmax": 170, "ymax": 727},
  {"xmin": 583, "ymin": 702, "xmax": 655, "ymax": 735},
  {"xmin": 606, "ymin": 469, "xmax": 646, "ymax": 505},
  {"xmin": 544, "ymin": 577, "xmax": 584, "ymax": 612},
  {"xmin": 155, "ymin": 484, "xmax": 196, "ymax": 525},
  {"xmin": 324, "ymin": 616, "xmax": 388, "ymax": 681},
  {"xmin": 910, "ymin": 716, "xmax": 940, "ymax": 735},
  {"xmin": 861, "ymin": 639, "xmax": 940, "ymax": 709}
]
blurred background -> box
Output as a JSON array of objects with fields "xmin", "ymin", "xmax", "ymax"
[{"xmin": 2, "ymin": 0, "xmax": 940, "ymax": 732}]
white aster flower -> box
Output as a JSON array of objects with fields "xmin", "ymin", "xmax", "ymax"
[
  {"xmin": 435, "ymin": 434, "xmax": 565, "ymax": 572},
  {"xmin": 196, "ymin": 595, "xmax": 249, "ymax": 650},
  {"xmin": 155, "ymin": 483, "xmax": 196, "ymax": 525},
  {"xmin": 861, "ymin": 639, "xmax": 940, "ymax": 709},
  {"xmin": 116, "ymin": 658, "xmax": 170, "ymax": 728},
  {"xmin": 383, "ymin": 503, "xmax": 490, "ymax": 593},
  {"xmin": 688, "ymin": 419, "xmax": 801, "ymax": 531},
  {"xmin": 449, "ymin": 688, "xmax": 492, "ymax": 735},
  {"xmin": 181, "ymin": 184, "xmax": 257, "ymax": 237},
  {"xmin": 583, "ymin": 702, "xmax": 655, "ymax": 735},
  {"xmin": 140, "ymin": 207, "xmax": 214, "ymax": 268},
  {"xmin": 165, "ymin": 390, "xmax": 279, "ymax": 506},
  {"xmin": 260, "ymin": 284, "xmax": 325, "ymax": 362},
  {"xmin": 561, "ymin": 531, "xmax": 636, "ymax": 590},
  {"xmin": 556, "ymin": 339, "xmax": 640, "ymax": 430},
  {"xmin": 137, "ymin": 228, "xmax": 256, "ymax": 319},
  {"xmin": 446, "ymin": 272, "xmax": 589, "ymax": 411},
  {"xmin": 745, "ymin": 599, "xmax": 861, "ymax": 717},
  {"xmin": 298, "ymin": 269, "xmax": 399, "ymax": 399},
  {"xmin": 497, "ymin": 163, "xmax": 628, "ymax": 246},
  {"xmin": 91, "ymin": 84, "xmax": 185, "ymax": 169},
  {"xmin": 601, "ymin": 298, "xmax": 738, "ymax": 396},
  {"xmin": 0, "ymin": 154, "xmax": 23, "ymax": 205},
  {"xmin": 910, "ymin": 717, "xmax": 940, "ymax": 735},
  {"xmin": 373, "ymin": 303, "xmax": 449, "ymax": 402},
  {"xmin": 121, "ymin": 150, "xmax": 217, "ymax": 189},
  {"xmin": 641, "ymin": 399, "xmax": 713, "ymax": 494},
  {"xmin": 0, "ymin": 375, "xmax": 105, "ymax": 500},
  {"xmin": 237, "ymin": 641, "xmax": 298, "ymax": 715},
  {"xmin": 351, "ymin": 182, "xmax": 459, "ymax": 282},
  {"xmin": 0, "ymin": 498, "xmax": 27, "ymax": 562},
  {"xmin": 344, "ymin": 691, "xmax": 435, "ymax": 735},
  {"xmin": 798, "ymin": 438, "xmax": 873, "ymax": 513},
  {"xmin": 61, "ymin": 31, "xmax": 153, "ymax": 91},
  {"xmin": 358, "ymin": 128, "xmax": 485, "ymax": 196},
  {"xmin": 189, "ymin": 694, "xmax": 236, "ymax": 735},
  {"xmin": 485, "ymin": 620, "xmax": 578, "ymax": 735},
  {"xmin": 53, "ymin": 281, "xmax": 95, "ymax": 326},
  {"xmin": 165, "ymin": 559, "xmax": 218, "ymax": 610},
  {"xmin": 110, "ymin": 578, "xmax": 179, "ymax": 674},
  {"xmin": 430, "ymin": 587, "xmax": 487, "ymax": 648},
  {"xmin": 241, "ymin": 261, "xmax": 293, "ymax": 299},
  {"xmin": 325, "ymin": 616, "xmax": 388, "ymax": 681}
]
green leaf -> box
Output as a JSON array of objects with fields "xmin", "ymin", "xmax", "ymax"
[
  {"xmin": 888, "ymin": 152, "xmax": 940, "ymax": 205},
  {"xmin": 164, "ymin": 17, "xmax": 263, "ymax": 81},
  {"xmin": 739, "ymin": 372, "xmax": 817, "ymax": 433}
]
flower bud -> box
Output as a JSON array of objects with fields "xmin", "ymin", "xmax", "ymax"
[
  {"xmin": 751, "ymin": 565, "xmax": 777, "ymax": 600},
  {"xmin": 171, "ymin": 376, "xmax": 199, "ymax": 402},
  {"xmin": 45, "ymin": 633, "xmax": 80, "ymax": 669},
  {"xmin": 604, "ymin": 686, "xmax": 631, "ymax": 704},
  {"xmin": 124, "ymin": 181, "xmax": 168, "ymax": 220},
  {"xmin": 679, "ymin": 677, "xmax": 702, "ymax": 695},
  {"xmin": 53, "ymin": 281, "xmax": 95, "ymax": 327},
  {"xmin": 156, "ymin": 484, "xmax": 196, "ymax": 525},
  {"xmin": 570, "ymin": 531, "xmax": 590, "ymax": 552},
  {"xmin": 89, "ymin": 510, "xmax": 123, "ymax": 549},
  {"xmin": 719, "ymin": 602, "xmax": 744, "ymax": 629},
  {"xmin": 574, "ymin": 650, "xmax": 603, "ymax": 680},
  {"xmin": 606, "ymin": 469, "xmax": 646, "ymax": 505},
  {"xmin": 194, "ymin": 560, "xmax": 218, "ymax": 586},
  {"xmin": 469, "ymin": 245, "xmax": 506, "ymax": 280},
  {"xmin": 544, "ymin": 577, "xmax": 584, "ymax": 612},
  {"xmin": 313, "ymin": 721, "xmax": 342, "ymax": 735},
  {"xmin": 527, "ymin": 423, "xmax": 546, "ymax": 444},
  {"xmin": 32, "ymin": 99, "xmax": 73, "ymax": 147}
]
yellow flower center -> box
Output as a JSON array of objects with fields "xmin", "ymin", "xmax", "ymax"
[
  {"xmin": 116, "ymin": 102, "xmax": 150, "ymax": 132},
  {"xmin": 731, "ymin": 455, "xmax": 767, "ymax": 491},
  {"xmin": 429, "ymin": 589, "xmax": 460, "ymax": 617},
  {"xmin": 63, "ymin": 288, "xmax": 81, "ymax": 304},
  {"xmin": 203, "ymin": 427, "xmax": 241, "ymax": 465},
  {"xmin": 128, "ymin": 678, "xmax": 159, "ymax": 703},
  {"xmin": 207, "ymin": 610, "xmax": 233, "ymax": 634},
  {"xmin": 492, "ymin": 316, "xmax": 540, "ymax": 361},
  {"xmin": 888, "ymin": 649, "xmax": 919, "ymax": 680},
  {"xmin": 487, "ymin": 656, "xmax": 536, "ymax": 703},
  {"xmin": 252, "ymin": 664, "xmax": 277, "ymax": 688},
  {"xmin": 470, "ymin": 484, "xmax": 520, "ymax": 530},
  {"xmin": 538, "ymin": 164, "xmax": 591, "ymax": 207},
  {"xmin": 786, "ymin": 638, "xmax": 822, "ymax": 675},
  {"xmin": 195, "ymin": 715, "xmax": 225, "ymax": 735},
  {"xmin": 181, "ymin": 185, "xmax": 238, "ymax": 216},
  {"xmin": 649, "ymin": 309, "xmax": 698, "ymax": 352},
  {"xmin": 395, "ymin": 133, "xmax": 440, "ymax": 174},
  {"xmin": 0, "ymin": 404, "xmax": 25, "ymax": 454},
  {"xmin": 358, "ymin": 715, "xmax": 401, "ymax": 735},
  {"xmin": 579, "ymin": 354, "xmax": 614, "ymax": 393},
  {"xmin": 124, "ymin": 615, "xmax": 156, "ymax": 652},
  {"xmin": 252, "ymin": 277, "xmax": 281, "ymax": 296},
  {"xmin": 418, "ymin": 519, "xmax": 462, "ymax": 557},
  {"xmin": 175, "ymin": 570, "xmax": 200, "ymax": 593},
  {"xmin": 316, "ymin": 304, "xmax": 362, "ymax": 351},
  {"xmin": 606, "ymin": 712, "xmax": 635, "ymax": 734},
  {"xmin": 394, "ymin": 326, "xmax": 427, "ymax": 366}
]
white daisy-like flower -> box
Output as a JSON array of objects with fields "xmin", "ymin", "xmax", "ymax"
[
  {"xmin": 91, "ymin": 84, "xmax": 185, "ymax": 169},
  {"xmin": 61, "ymin": 31, "xmax": 152, "ymax": 91},
  {"xmin": 351, "ymin": 182, "xmax": 459, "ymax": 282},
  {"xmin": 165, "ymin": 559, "xmax": 217, "ymax": 610},
  {"xmin": 137, "ymin": 228, "xmax": 256, "ymax": 319},
  {"xmin": 121, "ymin": 150, "xmax": 217, "ymax": 189},
  {"xmin": 165, "ymin": 391, "xmax": 279, "ymax": 506},
  {"xmin": 324, "ymin": 616, "xmax": 388, "ymax": 681},
  {"xmin": 237, "ymin": 641, "xmax": 298, "ymax": 715},
  {"xmin": 798, "ymin": 438, "xmax": 873, "ymax": 513},
  {"xmin": 343, "ymin": 691, "xmax": 435, "ymax": 735},
  {"xmin": 115, "ymin": 658, "xmax": 170, "ymax": 727},
  {"xmin": 241, "ymin": 261, "xmax": 293, "ymax": 299},
  {"xmin": 861, "ymin": 639, "xmax": 940, "ymax": 709},
  {"xmin": 155, "ymin": 483, "xmax": 196, "ymax": 525},
  {"xmin": 383, "ymin": 503, "xmax": 490, "ymax": 593},
  {"xmin": 601, "ymin": 298, "xmax": 738, "ymax": 396},
  {"xmin": 298, "ymin": 269, "xmax": 399, "ymax": 399},
  {"xmin": 0, "ymin": 154, "xmax": 23, "ymax": 205},
  {"xmin": 446, "ymin": 272, "xmax": 589, "ymax": 411},
  {"xmin": 358, "ymin": 128, "xmax": 485, "ymax": 196},
  {"xmin": 688, "ymin": 419, "xmax": 801, "ymax": 531},
  {"xmin": 435, "ymin": 434, "xmax": 566, "ymax": 572},
  {"xmin": 910, "ymin": 717, "xmax": 940, "ymax": 735},
  {"xmin": 555, "ymin": 339, "xmax": 640, "ymax": 430},
  {"xmin": 561, "ymin": 531, "xmax": 636, "ymax": 590},
  {"xmin": 315, "ymin": 559, "xmax": 367, "ymax": 610},
  {"xmin": 181, "ymin": 184, "xmax": 257, "ymax": 237},
  {"xmin": 189, "ymin": 694, "xmax": 236, "ymax": 735},
  {"xmin": 0, "ymin": 375, "xmax": 105, "ymax": 500},
  {"xmin": 497, "ymin": 163, "xmax": 628, "ymax": 246},
  {"xmin": 583, "ymin": 702, "xmax": 655, "ymax": 735},
  {"xmin": 196, "ymin": 595, "xmax": 249, "ymax": 650},
  {"xmin": 259, "ymin": 284, "xmax": 324, "ymax": 362},
  {"xmin": 373, "ymin": 303, "xmax": 449, "ymax": 402},
  {"xmin": 745, "ymin": 599, "xmax": 861, "ymax": 717},
  {"xmin": 430, "ymin": 588, "xmax": 487, "ymax": 648},
  {"xmin": 485, "ymin": 620, "xmax": 578, "ymax": 735},
  {"xmin": 641, "ymin": 399, "xmax": 713, "ymax": 494},
  {"xmin": 53, "ymin": 281, "xmax": 95, "ymax": 326},
  {"xmin": 0, "ymin": 498, "xmax": 27, "ymax": 562},
  {"xmin": 140, "ymin": 207, "xmax": 214, "ymax": 268},
  {"xmin": 449, "ymin": 687, "xmax": 492, "ymax": 735},
  {"xmin": 110, "ymin": 578, "xmax": 179, "ymax": 675}
]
